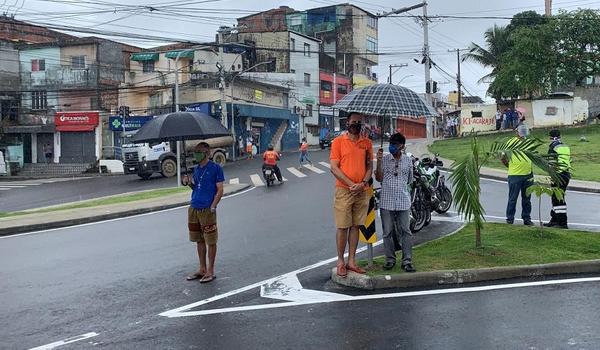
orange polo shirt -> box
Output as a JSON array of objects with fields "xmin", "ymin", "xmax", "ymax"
[
  {"xmin": 330, "ymin": 133, "xmax": 373, "ymax": 188},
  {"xmin": 263, "ymin": 150, "xmax": 279, "ymax": 166}
]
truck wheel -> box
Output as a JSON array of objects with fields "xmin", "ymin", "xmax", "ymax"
[
  {"xmin": 212, "ymin": 151, "xmax": 226, "ymax": 166},
  {"xmin": 160, "ymin": 158, "xmax": 177, "ymax": 178},
  {"xmin": 138, "ymin": 173, "xmax": 151, "ymax": 180}
]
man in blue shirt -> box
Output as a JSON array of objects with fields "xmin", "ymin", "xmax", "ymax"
[{"xmin": 182, "ymin": 142, "xmax": 224, "ymax": 283}]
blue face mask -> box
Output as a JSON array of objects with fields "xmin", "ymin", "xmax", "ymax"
[{"xmin": 389, "ymin": 144, "xmax": 399, "ymax": 155}]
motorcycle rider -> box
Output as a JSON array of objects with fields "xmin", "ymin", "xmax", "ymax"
[
  {"xmin": 544, "ymin": 129, "xmax": 571, "ymax": 229},
  {"xmin": 262, "ymin": 144, "xmax": 283, "ymax": 183}
]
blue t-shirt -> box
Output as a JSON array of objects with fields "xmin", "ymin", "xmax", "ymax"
[{"xmin": 190, "ymin": 161, "xmax": 225, "ymax": 209}]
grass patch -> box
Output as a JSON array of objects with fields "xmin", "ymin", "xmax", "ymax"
[
  {"xmin": 361, "ymin": 223, "xmax": 600, "ymax": 276},
  {"xmin": 0, "ymin": 187, "xmax": 190, "ymax": 218},
  {"xmin": 429, "ymin": 124, "xmax": 600, "ymax": 182}
]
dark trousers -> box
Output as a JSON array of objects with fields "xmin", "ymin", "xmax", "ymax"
[
  {"xmin": 550, "ymin": 172, "xmax": 570, "ymax": 225},
  {"xmin": 506, "ymin": 174, "xmax": 533, "ymax": 223},
  {"xmin": 380, "ymin": 209, "xmax": 413, "ymax": 265},
  {"xmin": 262, "ymin": 164, "xmax": 282, "ymax": 181},
  {"xmin": 496, "ymin": 119, "xmax": 502, "ymax": 130}
]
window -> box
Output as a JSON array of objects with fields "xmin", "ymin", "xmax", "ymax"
[
  {"xmin": 320, "ymin": 80, "xmax": 332, "ymax": 91},
  {"xmin": 471, "ymin": 111, "xmax": 483, "ymax": 118},
  {"xmin": 546, "ymin": 106, "xmax": 558, "ymax": 115},
  {"xmin": 290, "ymin": 38, "xmax": 296, "ymax": 52},
  {"xmin": 282, "ymin": 93, "xmax": 289, "ymax": 109},
  {"xmin": 367, "ymin": 16, "xmax": 377, "ymax": 29},
  {"xmin": 304, "ymin": 73, "xmax": 311, "ymax": 87},
  {"xmin": 306, "ymin": 104, "xmax": 313, "ymax": 117},
  {"xmin": 304, "ymin": 43, "xmax": 311, "ymax": 57},
  {"xmin": 366, "ymin": 36, "xmax": 377, "ymax": 53},
  {"xmin": 142, "ymin": 61, "xmax": 155, "ymax": 73},
  {"xmin": 337, "ymin": 84, "xmax": 348, "ymax": 94},
  {"xmin": 71, "ymin": 56, "xmax": 85, "ymax": 69},
  {"xmin": 31, "ymin": 59, "xmax": 45, "ymax": 72},
  {"xmin": 31, "ymin": 91, "xmax": 48, "ymax": 110}
]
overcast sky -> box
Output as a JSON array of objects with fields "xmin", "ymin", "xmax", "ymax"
[{"xmin": 2, "ymin": 0, "xmax": 597, "ymax": 101}]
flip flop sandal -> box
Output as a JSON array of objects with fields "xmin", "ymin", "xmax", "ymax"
[
  {"xmin": 186, "ymin": 272, "xmax": 204, "ymax": 281},
  {"xmin": 336, "ymin": 264, "xmax": 348, "ymax": 278},
  {"xmin": 346, "ymin": 265, "xmax": 366, "ymax": 274},
  {"xmin": 199, "ymin": 275, "xmax": 216, "ymax": 283}
]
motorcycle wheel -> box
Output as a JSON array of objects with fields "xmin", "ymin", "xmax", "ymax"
[
  {"xmin": 410, "ymin": 190, "xmax": 427, "ymax": 233},
  {"xmin": 424, "ymin": 209, "xmax": 432, "ymax": 227},
  {"xmin": 435, "ymin": 186, "xmax": 453, "ymax": 214}
]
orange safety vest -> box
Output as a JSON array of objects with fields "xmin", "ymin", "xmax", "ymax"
[{"xmin": 263, "ymin": 150, "xmax": 279, "ymax": 166}]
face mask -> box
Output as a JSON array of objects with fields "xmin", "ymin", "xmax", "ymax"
[
  {"xmin": 389, "ymin": 144, "xmax": 400, "ymax": 155},
  {"xmin": 194, "ymin": 152, "xmax": 206, "ymax": 163},
  {"xmin": 348, "ymin": 122, "xmax": 362, "ymax": 135}
]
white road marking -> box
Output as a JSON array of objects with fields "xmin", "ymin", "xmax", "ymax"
[
  {"xmin": 318, "ymin": 162, "xmax": 331, "ymax": 169},
  {"xmin": 0, "ymin": 188, "xmax": 12, "ymax": 191},
  {"xmin": 303, "ymin": 164, "xmax": 325, "ymax": 174},
  {"xmin": 447, "ymin": 211, "xmax": 600, "ymax": 228},
  {"xmin": 286, "ymin": 167, "xmax": 306, "ymax": 178},
  {"xmin": 250, "ymin": 174, "xmax": 264, "ymax": 187},
  {"xmin": 29, "ymin": 332, "xmax": 99, "ymax": 350},
  {"xmin": 282, "ymin": 177, "xmax": 288, "ymax": 182},
  {"xmin": 0, "ymin": 182, "xmax": 42, "ymax": 186},
  {"xmin": 0, "ymin": 185, "xmax": 26, "ymax": 188},
  {"xmin": 229, "ymin": 178, "xmax": 239, "ymax": 184},
  {"xmin": 0, "ymin": 186, "xmax": 257, "ymax": 239},
  {"xmin": 261, "ymin": 274, "xmax": 352, "ymax": 302}
]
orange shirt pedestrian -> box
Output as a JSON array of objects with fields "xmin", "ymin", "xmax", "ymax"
[
  {"xmin": 300, "ymin": 142, "xmax": 309, "ymax": 152},
  {"xmin": 330, "ymin": 132, "xmax": 373, "ymax": 189}
]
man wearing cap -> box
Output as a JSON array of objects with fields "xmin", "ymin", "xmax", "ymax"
[
  {"xmin": 501, "ymin": 126, "xmax": 534, "ymax": 226},
  {"xmin": 544, "ymin": 129, "xmax": 572, "ymax": 229}
]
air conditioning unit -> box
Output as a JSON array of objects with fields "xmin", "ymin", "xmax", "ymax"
[
  {"xmin": 128, "ymin": 71, "xmax": 136, "ymax": 80},
  {"xmin": 294, "ymin": 106, "xmax": 301, "ymax": 114}
]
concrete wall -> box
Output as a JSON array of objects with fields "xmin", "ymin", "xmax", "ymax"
[
  {"xmin": 529, "ymin": 98, "xmax": 589, "ymax": 127},
  {"xmin": 0, "ymin": 43, "xmax": 19, "ymax": 89},
  {"xmin": 20, "ymin": 47, "xmax": 60, "ymax": 111},
  {"xmin": 238, "ymin": 32, "xmax": 290, "ymax": 73},
  {"xmin": 574, "ymin": 86, "xmax": 600, "ymax": 119},
  {"xmin": 459, "ymin": 103, "xmax": 497, "ymax": 133}
]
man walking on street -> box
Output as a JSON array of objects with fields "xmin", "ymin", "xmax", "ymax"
[
  {"xmin": 330, "ymin": 113, "xmax": 373, "ymax": 277},
  {"xmin": 299, "ymin": 137, "xmax": 312, "ymax": 167},
  {"xmin": 375, "ymin": 132, "xmax": 416, "ymax": 272},
  {"xmin": 544, "ymin": 129, "xmax": 572, "ymax": 229},
  {"xmin": 501, "ymin": 126, "xmax": 534, "ymax": 226},
  {"xmin": 182, "ymin": 142, "xmax": 224, "ymax": 283}
]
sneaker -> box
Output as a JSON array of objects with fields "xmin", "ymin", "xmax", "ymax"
[
  {"xmin": 554, "ymin": 224, "xmax": 569, "ymax": 229},
  {"xmin": 523, "ymin": 220, "xmax": 534, "ymax": 226},
  {"xmin": 506, "ymin": 220, "xmax": 514, "ymax": 224},
  {"xmin": 383, "ymin": 261, "xmax": 395, "ymax": 270},
  {"xmin": 543, "ymin": 222, "xmax": 556, "ymax": 227},
  {"xmin": 402, "ymin": 263, "xmax": 416, "ymax": 273}
]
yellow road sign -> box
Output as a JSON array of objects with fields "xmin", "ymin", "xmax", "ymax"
[{"xmin": 359, "ymin": 187, "xmax": 377, "ymax": 243}]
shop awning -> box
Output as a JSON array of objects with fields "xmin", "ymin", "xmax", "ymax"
[
  {"xmin": 233, "ymin": 104, "xmax": 294, "ymax": 121},
  {"xmin": 131, "ymin": 52, "xmax": 159, "ymax": 61},
  {"xmin": 165, "ymin": 50, "xmax": 194, "ymax": 59}
]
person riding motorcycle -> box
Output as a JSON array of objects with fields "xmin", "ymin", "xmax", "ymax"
[{"xmin": 262, "ymin": 144, "xmax": 283, "ymax": 183}]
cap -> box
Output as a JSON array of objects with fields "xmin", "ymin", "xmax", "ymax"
[{"xmin": 549, "ymin": 129, "xmax": 560, "ymax": 138}]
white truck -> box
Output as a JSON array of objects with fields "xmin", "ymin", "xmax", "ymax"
[{"xmin": 122, "ymin": 132, "xmax": 232, "ymax": 180}]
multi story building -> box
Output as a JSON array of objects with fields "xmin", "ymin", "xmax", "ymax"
[{"xmin": 319, "ymin": 70, "xmax": 351, "ymax": 131}]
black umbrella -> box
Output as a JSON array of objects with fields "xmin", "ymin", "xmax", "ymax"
[{"xmin": 131, "ymin": 111, "xmax": 230, "ymax": 143}]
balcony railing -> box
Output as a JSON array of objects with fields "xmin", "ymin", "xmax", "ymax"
[{"xmin": 21, "ymin": 64, "xmax": 98, "ymax": 88}]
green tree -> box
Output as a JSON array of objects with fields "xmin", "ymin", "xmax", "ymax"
[
  {"xmin": 462, "ymin": 24, "xmax": 510, "ymax": 85},
  {"xmin": 450, "ymin": 134, "xmax": 559, "ymax": 248}
]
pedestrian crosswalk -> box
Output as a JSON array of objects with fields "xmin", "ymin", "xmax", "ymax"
[
  {"xmin": 0, "ymin": 177, "xmax": 89, "ymax": 192},
  {"xmin": 229, "ymin": 163, "xmax": 333, "ymax": 187}
]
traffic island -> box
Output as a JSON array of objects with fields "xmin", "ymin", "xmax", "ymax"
[
  {"xmin": 332, "ymin": 223, "xmax": 600, "ymax": 290},
  {"xmin": 0, "ymin": 183, "xmax": 250, "ymax": 236}
]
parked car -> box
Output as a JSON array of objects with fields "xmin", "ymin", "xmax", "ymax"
[{"xmin": 319, "ymin": 130, "xmax": 343, "ymax": 149}]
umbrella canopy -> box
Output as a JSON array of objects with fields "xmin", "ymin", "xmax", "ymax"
[
  {"xmin": 333, "ymin": 84, "xmax": 437, "ymax": 118},
  {"xmin": 131, "ymin": 111, "xmax": 230, "ymax": 143}
]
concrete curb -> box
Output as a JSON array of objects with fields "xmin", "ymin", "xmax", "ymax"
[
  {"xmin": 0, "ymin": 183, "xmax": 252, "ymax": 237},
  {"xmin": 331, "ymin": 259, "xmax": 600, "ymax": 290}
]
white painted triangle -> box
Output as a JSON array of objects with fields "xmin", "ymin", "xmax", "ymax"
[
  {"xmin": 286, "ymin": 167, "xmax": 306, "ymax": 178},
  {"xmin": 250, "ymin": 174, "xmax": 264, "ymax": 186},
  {"xmin": 261, "ymin": 274, "xmax": 351, "ymax": 303},
  {"xmin": 229, "ymin": 178, "xmax": 239, "ymax": 184},
  {"xmin": 318, "ymin": 162, "xmax": 331, "ymax": 169},
  {"xmin": 303, "ymin": 164, "xmax": 325, "ymax": 174}
]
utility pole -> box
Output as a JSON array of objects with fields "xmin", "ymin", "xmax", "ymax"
[
  {"xmin": 217, "ymin": 27, "xmax": 229, "ymax": 129},
  {"xmin": 422, "ymin": 1, "xmax": 433, "ymax": 140},
  {"xmin": 448, "ymin": 48, "xmax": 468, "ymax": 108},
  {"xmin": 388, "ymin": 63, "xmax": 408, "ymax": 84}
]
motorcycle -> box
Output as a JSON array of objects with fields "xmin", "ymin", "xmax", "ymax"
[
  {"xmin": 413, "ymin": 153, "xmax": 453, "ymax": 215},
  {"xmin": 262, "ymin": 165, "xmax": 277, "ymax": 187},
  {"xmin": 373, "ymin": 179, "xmax": 428, "ymax": 234}
]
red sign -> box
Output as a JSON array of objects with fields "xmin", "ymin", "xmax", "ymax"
[{"xmin": 55, "ymin": 112, "xmax": 99, "ymax": 132}]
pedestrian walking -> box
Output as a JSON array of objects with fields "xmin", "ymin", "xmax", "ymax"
[
  {"xmin": 299, "ymin": 137, "xmax": 312, "ymax": 167},
  {"xmin": 330, "ymin": 112, "xmax": 373, "ymax": 277},
  {"xmin": 375, "ymin": 132, "xmax": 416, "ymax": 272},
  {"xmin": 495, "ymin": 109, "xmax": 503, "ymax": 131},
  {"xmin": 544, "ymin": 129, "xmax": 572, "ymax": 229},
  {"xmin": 182, "ymin": 142, "xmax": 224, "ymax": 283},
  {"xmin": 238, "ymin": 135, "xmax": 245, "ymax": 158},
  {"xmin": 246, "ymin": 136, "xmax": 254, "ymax": 159},
  {"xmin": 501, "ymin": 126, "xmax": 534, "ymax": 226},
  {"xmin": 43, "ymin": 143, "xmax": 53, "ymax": 164}
]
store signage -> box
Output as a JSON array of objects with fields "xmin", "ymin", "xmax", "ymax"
[
  {"xmin": 54, "ymin": 111, "xmax": 99, "ymax": 132},
  {"xmin": 109, "ymin": 116, "xmax": 153, "ymax": 131}
]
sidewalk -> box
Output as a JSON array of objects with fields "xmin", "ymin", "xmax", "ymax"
[
  {"xmin": 0, "ymin": 183, "xmax": 250, "ymax": 236},
  {"xmin": 409, "ymin": 138, "xmax": 600, "ymax": 194}
]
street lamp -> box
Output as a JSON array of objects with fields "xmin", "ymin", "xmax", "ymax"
[
  {"xmin": 229, "ymin": 59, "xmax": 274, "ymax": 160},
  {"xmin": 396, "ymin": 74, "xmax": 414, "ymax": 84}
]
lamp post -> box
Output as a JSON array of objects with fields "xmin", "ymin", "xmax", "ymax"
[{"xmin": 229, "ymin": 60, "xmax": 274, "ymax": 160}]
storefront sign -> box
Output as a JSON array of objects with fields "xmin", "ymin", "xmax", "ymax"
[
  {"xmin": 109, "ymin": 116, "xmax": 153, "ymax": 131},
  {"xmin": 55, "ymin": 112, "xmax": 99, "ymax": 132},
  {"xmin": 254, "ymin": 90, "xmax": 263, "ymax": 100}
]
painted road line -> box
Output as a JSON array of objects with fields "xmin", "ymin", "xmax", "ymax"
[
  {"xmin": 319, "ymin": 162, "xmax": 331, "ymax": 169},
  {"xmin": 250, "ymin": 174, "xmax": 265, "ymax": 187},
  {"xmin": 286, "ymin": 167, "xmax": 306, "ymax": 178},
  {"xmin": 0, "ymin": 182, "xmax": 42, "ymax": 186},
  {"xmin": 282, "ymin": 177, "xmax": 288, "ymax": 182},
  {"xmin": 29, "ymin": 332, "xmax": 99, "ymax": 350},
  {"xmin": 0, "ymin": 185, "xmax": 27, "ymax": 188},
  {"xmin": 303, "ymin": 164, "xmax": 325, "ymax": 174},
  {"xmin": 447, "ymin": 211, "xmax": 600, "ymax": 228},
  {"xmin": 229, "ymin": 178, "xmax": 240, "ymax": 185},
  {"xmin": 0, "ymin": 188, "xmax": 12, "ymax": 190}
]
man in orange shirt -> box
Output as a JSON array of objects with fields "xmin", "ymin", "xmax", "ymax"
[
  {"xmin": 262, "ymin": 144, "xmax": 283, "ymax": 183},
  {"xmin": 330, "ymin": 112, "xmax": 373, "ymax": 277},
  {"xmin": 299, "ymin": 137, "xmax": 313, "ymax": 167}
]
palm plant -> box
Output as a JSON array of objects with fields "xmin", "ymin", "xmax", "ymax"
[
  {"xmin": 462, "ymin": 24, "xmax": 510, "ymax": 83},
  {"xmin": 450, "ymin": 133, "xmax": 560, "ymax": 248}
]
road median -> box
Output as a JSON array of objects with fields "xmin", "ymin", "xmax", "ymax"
[{"xmin": 0, "ymin": 183, "xmax": 250, "ymax": 236}]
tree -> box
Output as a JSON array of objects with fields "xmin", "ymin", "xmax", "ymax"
[
  {"xmin": 462, "ymin": 24, "xmax": 510, "ymax": 85},
  {"xmin": 450, "ymin": 134, "xmax": 560, "ymax": 248},
  {"xmin": 526, "ymin": 182, "xmax": 564, "ymax": 237}
]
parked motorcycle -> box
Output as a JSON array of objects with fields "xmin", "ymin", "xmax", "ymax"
[{"xmin": 413, "ymin": 153, "xmax": 453, "ymax": 215}]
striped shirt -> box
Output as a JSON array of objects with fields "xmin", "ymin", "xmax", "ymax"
[{"xmin": 379, "ymin": 153, "xmax": 413, "ymax": 211}]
